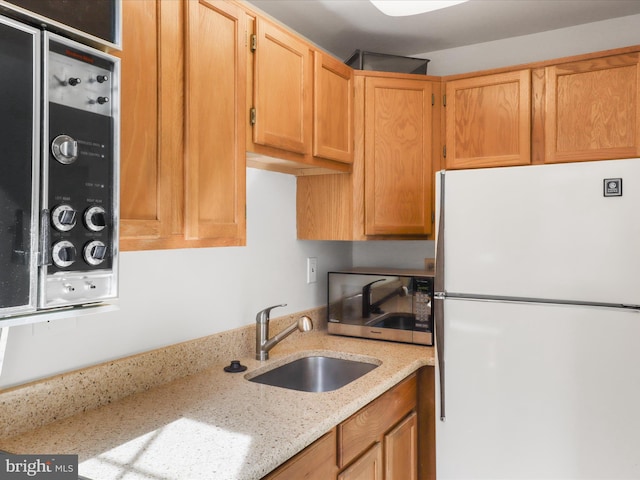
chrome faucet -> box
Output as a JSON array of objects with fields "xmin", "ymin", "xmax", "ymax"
[{"xmin": 255, "ymin": 304, "xmax": 313, "ymax": 361}]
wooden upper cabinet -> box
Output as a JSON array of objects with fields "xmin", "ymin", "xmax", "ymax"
[
  {"xmin": 296, "ymin": 72, "xmax": 438, "ymax": 241},
  {"xmin": 445, "ymin": 70, "xmax": 531, "ymax": 169},
  {"xmin": 117, "ymin": 0, "xmax": 158, "ymax": 240},
  {"xmin": 313, "ymin": 51, "xmax": 354, "ymax": 164},
  {"xmin": 184, "ymin": 0, "xmax": 246, "ymax": 245},
  {"xmin": 253, "ymin": 17, "xmax": 311, "ymax": 155},
  {"xmin": 120, "ymin": 0, "xmax": 246, "ymax": 250},
  {"xmin": 545, "ymin": 52, "xmax": 640, "ymax": 163},
  {"xmin": 363, "ymin": 76, "xmax": 433, "ymax": 236},
  {"xmin": 118, "ymin": 0, "xmax": 184, "ymax": 251}
]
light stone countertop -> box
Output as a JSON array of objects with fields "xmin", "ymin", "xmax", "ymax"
[{"xmin": 0, "ymin": 330, "xmax": 434, "ymax": 480}]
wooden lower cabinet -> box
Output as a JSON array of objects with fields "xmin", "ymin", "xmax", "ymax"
[
  {"xmin": 338, "ymin": 442, "xmax": 383, "ymax": 480},
  {"xmin": 338, "ymin": 373, "xmax": 417, "ymax": 468},
  {"xmin": 385, "ymin": 412, "xmax": 418, "ymax": 480},
  {"xmin": 262, "ymin": 370, "xmax": 434, "ymax": 480},
  {"xmin": 264, "ymin": 429, "xmax": 338, "ymax": 480}
]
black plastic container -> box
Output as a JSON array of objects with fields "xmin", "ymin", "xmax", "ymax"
[{"xmin": 345, "ymin": 49, "xmax": 429, "ymax": 75}]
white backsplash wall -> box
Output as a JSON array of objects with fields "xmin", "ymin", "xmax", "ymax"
[
  {"xmin": 0, "ymin": 169, "xmax": 351, "ymax": 388},
  {"xmin": 352, "ymin": 241, "xmax": 435, "ymax": 270}
]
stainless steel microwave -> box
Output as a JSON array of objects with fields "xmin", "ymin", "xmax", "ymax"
[{"xmin": 328, "ymin": 268, "xmax": 433, "ymax": 346}]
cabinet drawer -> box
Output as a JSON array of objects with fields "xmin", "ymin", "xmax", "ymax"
[
  {"xmin": 263, "ymin": 428, "xmax": 337, "ymax": 479},
  {"xmin": 337, "ymin": 374, "xmax": 417, "ymax": 468}
]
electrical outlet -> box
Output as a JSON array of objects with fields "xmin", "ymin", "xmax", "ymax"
[{"xmin": 307, "ymin": 257, "xmax": 318, "ymax": 284}]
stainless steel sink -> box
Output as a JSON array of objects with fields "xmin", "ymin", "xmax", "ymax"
[{"xmin": 246, "ymin": 355, "xmax": 379, "ymax": 392}]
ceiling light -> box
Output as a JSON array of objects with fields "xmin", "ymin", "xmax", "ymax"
[{"xmin": 370, "ymin": 0, "xmax": 469, "ymax": 17}]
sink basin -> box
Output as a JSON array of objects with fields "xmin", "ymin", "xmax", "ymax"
[
  {"xmin": 247, "ymin": 355, "xmax": 378, "ymax": 392},
  {"xmin": 366, "ymin": 312, "xmax": 415, "ymax": 330}
]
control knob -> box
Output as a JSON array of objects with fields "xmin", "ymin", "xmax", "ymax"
[
  {"xmin": 51, "ymin": 134, "xmax": 78, "ymax": 164},
  {"xmin": 84, "ymin": 240, "xmax": 108, "ymax": 266},
  {"xmin": 67, "ymin": 77, "xmax": 81, "ymax": 86},
  {"xmin": 97, "ymin": 96, "xmax": 109, "ymax": 105},
  {"xmin": 84, "ymin": 206, "xmax": 107, "ymax": 232},
  {"xmin": 52, "ymin": 240, "xmax": 76, "ymax": 268},
  {"xmin": 51, "ymin": 205, "xmax": 77, "ymax": 232},
  {"xmin": 96, "ymin": 75, "xmax": 109, "ymax": 83}
]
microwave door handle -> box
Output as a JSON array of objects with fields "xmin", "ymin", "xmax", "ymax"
[{"xmin": 40, "ymin": 209, "xmax": 51, "ymax": 266}]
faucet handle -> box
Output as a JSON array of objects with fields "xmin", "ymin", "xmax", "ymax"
[{"xmin": 256, "ymin": 304, "xmax": 287, "ymax": 323}]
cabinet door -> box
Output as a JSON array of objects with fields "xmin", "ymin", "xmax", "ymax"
[
  {"xmin": 313, "ymin": 51, "xmax": 353, "ymax": 163},
  {"xmin": 445, "ymin": 70, "xmax": 531, "ymax": 169},
  {"xmin": 184, "ymin": 0, "xmax": 246, "ymax": 245},
  {"xmin": 545, "ymin": 53, "xmax": 640, "ymax": 163},
  {"xmin": 338, "ymin": 443, "xmax": 383, "ymax": 480},
  {"xmin": 385, "ymin": 412, "xmax": 418, "ymax": 480},
  {"xmin": 363, "ymin": 77, "xmax": 433, "ymax": 236},
  {"xmin": 119, "ymin": 0, "xmax": 184, "ymax": 249},
  {"xmin": 253, "ymin": 17, "xmax": 311, "ymax": 154}
]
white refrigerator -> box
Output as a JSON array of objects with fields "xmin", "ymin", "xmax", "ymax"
[{"xmin": 434, "ymin": 158, "xmax": 640, "ymax": 479}]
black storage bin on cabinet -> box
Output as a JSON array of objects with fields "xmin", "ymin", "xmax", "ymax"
[{"xmin": 345, "ymin": 49, "xmax": 430, "ymax": 75}]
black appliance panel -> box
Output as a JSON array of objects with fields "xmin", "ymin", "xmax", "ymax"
[
  {"xmin": 47, "ymin": 103, "xmax": 113, "ymax": 273},
  {"xmin": 4, "ymin": 0, "xmax": 117, "ymax": 45},
  {"xmin": 38, "ymin": 32, "xmax": 118, "ymax": 311},
  {"xmin": 0, "ymin": 16, "xmax": 38, "ymax": 313}
]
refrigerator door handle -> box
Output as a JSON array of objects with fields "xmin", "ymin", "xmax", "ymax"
[
  {"xmin": 434, "ymin": 170, "xmax": 447, "ymax": 421},
  {"xmin": 435, "ymin": 171, "xmax": 445, "ymax": 294},
  {"xmin": 434, "ymin": 294, "xmax": 446, "ymax": 421}
]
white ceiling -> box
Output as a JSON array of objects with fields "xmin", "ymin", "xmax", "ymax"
[{"xmin": 245, "ymin": 0, "xmax": 640, "ymax": 61}]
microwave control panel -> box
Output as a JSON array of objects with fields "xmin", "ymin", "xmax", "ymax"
[{"xmin": 414, "ymin": 278, "xmax": 433, "ymax": 332}]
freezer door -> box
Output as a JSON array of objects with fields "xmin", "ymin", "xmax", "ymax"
[
  {"xmin": 438, "ymin": 159, "xmax": 640, "ymax": 306},
  {"xmin": 0, "ymin": 15, "xmax": 40, "ymax": 317},
  {"xmin": 436, "ymin": 298, "xmax": 640, "ymax": 479}
]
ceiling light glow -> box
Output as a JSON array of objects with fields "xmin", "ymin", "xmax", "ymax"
[{"xmin": 370, "ymin": 0, "xmax": 469, "ymax": 17}]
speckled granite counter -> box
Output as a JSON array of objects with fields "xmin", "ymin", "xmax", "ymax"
[{"xmin": 0, "ymin": 311, "xmax": 434, "ymax": 480}]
